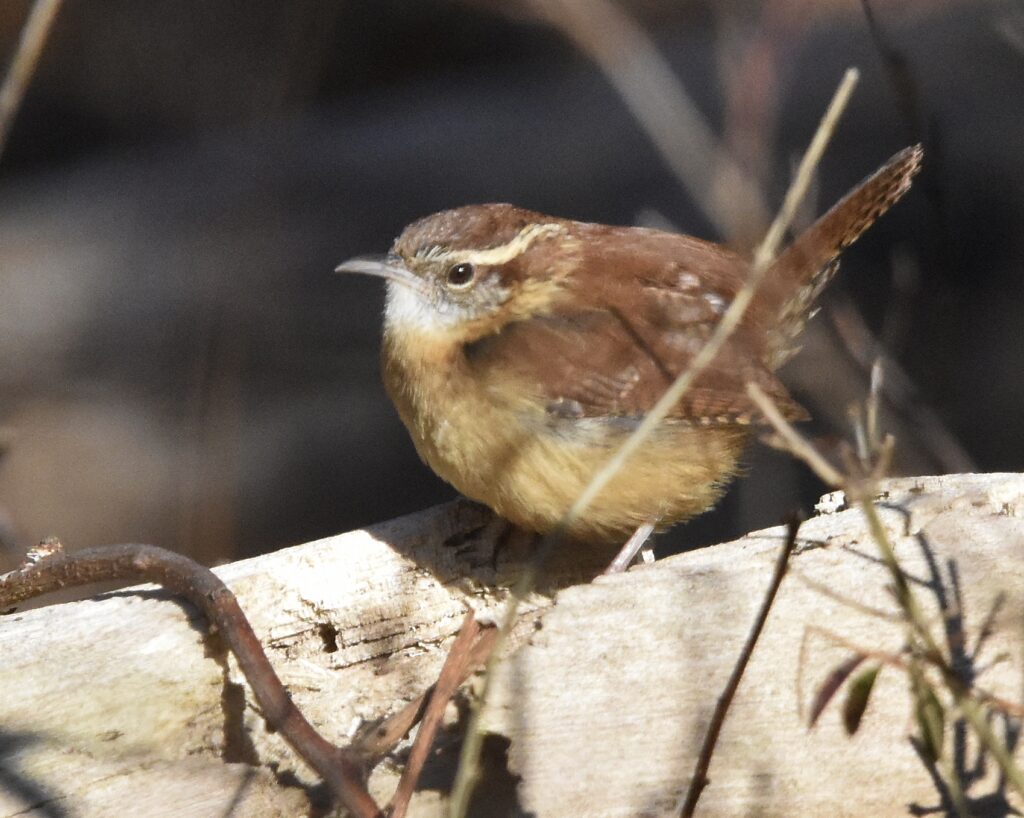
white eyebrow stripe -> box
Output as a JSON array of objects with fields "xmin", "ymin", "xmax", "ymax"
[{"xmin": 418, "ymin": 222, "xmax": 566, "ymax": 267}]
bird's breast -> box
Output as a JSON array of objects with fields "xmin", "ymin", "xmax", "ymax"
[{"xmin": 380, "ymin": 320, "xmax": 747, "ymax": 542}]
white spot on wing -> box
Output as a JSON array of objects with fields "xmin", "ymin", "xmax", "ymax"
[
  {"xmin": 676, "ymin": 271, "xmax": 700, "ymax": 290},
  {"xmin": 704, "ymin": 292, "xmax": 726, "ymax": 314}
]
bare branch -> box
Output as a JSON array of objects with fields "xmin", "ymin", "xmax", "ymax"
[
  {"xmin": 388, "ymin": 613, "xmax": 495, "ymax": 818},
  {"xmin": 524, "ymin": 0, "xmax": 767, "ymax": 239},
  {"xmin": 0, "ymin": 543, "xmax": 382, "ymax": 818},
  {"xmin": 676, "ymin": 516, "xmax": 801, "ymax": 817}
]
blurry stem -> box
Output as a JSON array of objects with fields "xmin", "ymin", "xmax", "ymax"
[
  {"xmin": 561, "ymin": 68, "xmax": 857, "ymax": 539},
  {"xmin": 754, "ymin": 347, "xmax": 1024, "ymax": 799},
  {"xmin": 0, "ymin": 0, "xmax": 63, "ymax": 161},
  {"xmin": 449, "ymin": 531, "xmax": 548, "ymax": 817},
  {"xmin": 957, "ymin": 697, "xmax": 1024, "ymax": 800},
  {"xmin": 449, "ymin": 67, "xmax": 859, "ymax": 818},
  {"xmin": 867, "ymin": 359, "xmax": 883, "ymax": 453},
  {"xmin": 525, "ymin": 0, "xmax": 767, "ymax": 239},
  {"xmin": 747, "ymin": 382, "xmax": 844, "ymax": 487},
  {"xmin": 857, "ymin": 499, "xmax": 942, "ymax": 662},
  {"xmin": 751, "ymin": 377, "xmax": 943, "ymax": 663},
  {"xmin": 937, "ymin": 742, "xmax": 970, "ymax": 817}
]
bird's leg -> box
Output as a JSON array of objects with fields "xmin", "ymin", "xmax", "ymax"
[{"xmin": 604, "ymin": 520, "xmax": 657, "ymax": 574}]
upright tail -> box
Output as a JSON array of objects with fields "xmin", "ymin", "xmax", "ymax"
[{"xmin": 763, "ymin": 144, "xmax": 923, "ymax": 366}]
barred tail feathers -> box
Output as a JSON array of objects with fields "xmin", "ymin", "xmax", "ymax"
[{"xmin": 763, "ymin": 144, "xmax": 923, "ymax": 365}]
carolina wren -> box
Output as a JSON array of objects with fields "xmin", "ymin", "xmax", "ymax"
[{"xmin": 337, "ymin": 146, "xmax": 922, "ymax": 543}]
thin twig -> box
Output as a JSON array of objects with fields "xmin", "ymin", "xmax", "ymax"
[
  {"xmin": 354, "ymin": 625, "xmax": 499, "ymax": 763},
  {"xmin": 448, "ymin": 599, "xmax": 515, "ymax": 817},
  {"xmin": 754, "ymin": 359, "xmax": 1024, "ymax": 794},
  {"xmin": 0, "ymin": 543, "xmax": 382, "ymax": 818},
  {"xmin": 449, "ymin": 66, "xmax": 860, "ymax": 818},
  {"xmin": 388, "ymin": 613, "xmax": 493, "ymax": 818},
  {"xmin": 676, "ymin": 515, "xmax": 801, "ymax": 818},
  {"xmin": 803, "ymin": 626, "xmax": 913, "ymax": 673},
  {"xmin": 747, "ymin": 382, "xmax": 844, "ymax": 487},
  {"xmin": 827, "ymin": 297, "xmax": 976, "ymax": 473},
  {"xmin": 0, "ymin": 0, "xmax": 63, "ymax": 161},
  {"xmin": 562, "ymin": 67, "xmax": 858, "ymax": 547},
  {"xmin": 958, "ymin": 696, "xmax": 1024, "ymax": 799}
]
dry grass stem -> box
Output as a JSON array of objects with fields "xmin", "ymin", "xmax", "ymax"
[
  {"xmin": 525, "ymin": 0, "xmax": 767, "ymax": 238},
  {"xmin": 746, "ymin": 382, "xmax": 844, "ymax": 487},
  {"xmin": 451, "ymin": 55, "xmax": 860, "ymax": 818},
  {"xmin": 827, "ymin": 296, "xmax": 976, "ymax": 473},
  {"xmin": 0, "ymin": 0, "xmax": 63, "ymax": 161},
  {"xmin": 754, "ymin": 366, "xmax": 1024, "ymax": 803},
  {"xmin": 677, "ymin": 517, "xmax": 800, "ymax": 817},
  {"xmin": 562, "ymin": 68, "xmax": 857, "ymax": 539}
]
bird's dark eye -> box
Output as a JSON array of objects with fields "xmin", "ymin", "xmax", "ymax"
[{"xmin": 445, "ymin": 262, "xmax": 476, "ymax": 288}]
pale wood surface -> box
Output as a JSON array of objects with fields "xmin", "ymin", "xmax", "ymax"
[{"xmin": 1, "ymin": 474, "xmax": 1022, "ymax": 817}]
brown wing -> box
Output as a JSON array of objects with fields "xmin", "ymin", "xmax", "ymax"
[
  {"xmin": 464, "ymin": 245, "xmax": 808, "ymax": 424},
  {"xmin": 459, "ymin": 147, "xmax": 922, "ymax": 426}
]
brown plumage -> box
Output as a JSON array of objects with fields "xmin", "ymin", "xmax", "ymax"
[{"xmin": 339, "ymin": 145, "xmax": 923, "ymax": 542}]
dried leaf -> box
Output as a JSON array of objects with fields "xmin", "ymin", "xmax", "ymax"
[
  {"xmin": 842, "ymin": 665, "xmax": 880, "ymax": 735},
  {"xmin": 809, "ymin": 653, "xmax": 866, "ymax": 727}
]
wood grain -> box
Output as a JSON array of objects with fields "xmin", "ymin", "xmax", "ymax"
[{"xmin": 0, "ymin": 474, "xmax": 1021, "ymax": 817}]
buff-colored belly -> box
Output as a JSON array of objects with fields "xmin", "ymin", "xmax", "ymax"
[
  {"xmin": 474, "ymin": 419, "xmax": 746, "ymax": 541},
  {"xmin": 382, "ymin": 331, "xmax": 748, "ymax": 543}
]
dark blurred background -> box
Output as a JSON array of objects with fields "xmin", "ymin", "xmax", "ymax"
[{"xmin": 0, "ymin": 0, "xmax": 1019, "ymax": 567}]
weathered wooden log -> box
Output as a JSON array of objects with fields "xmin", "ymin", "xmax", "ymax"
[{"xmin": 1, "ymin": 474, "xmax": 1022, "ymax": 817}]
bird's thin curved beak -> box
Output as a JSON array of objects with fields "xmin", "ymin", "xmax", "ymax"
[{"xmin": 335, "ymin": 254, "xmax": 427, "ymax": 294}]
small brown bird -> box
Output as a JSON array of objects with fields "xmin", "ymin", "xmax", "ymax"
[{"xmin": 338, "ymin": 146, "xmax": 922, "ymax": 547}]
